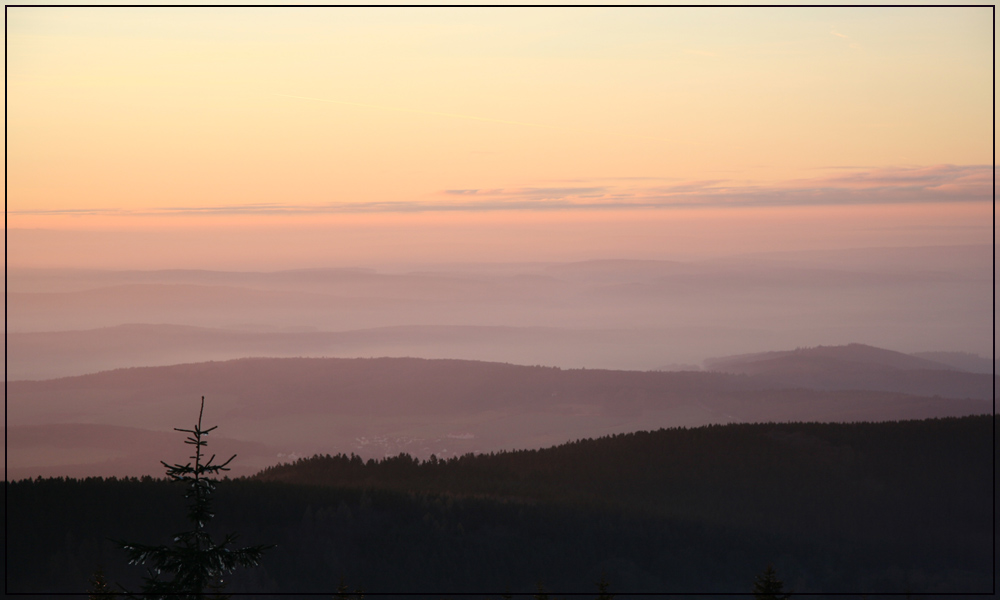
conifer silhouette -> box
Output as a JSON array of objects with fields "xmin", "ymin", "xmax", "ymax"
[
  {"xmin": 595, "ymin": 571, "xmax": 614, "ymax": 600},
  {"xmin": 88, "ymin": 566, "xmax": 115, "ymax": 599},
  {"xmin": 752, "ymin": 564, "xmax": 791, "ymax": 600},
  {"xmin": 534, "ymin": 581, "xmax": 550, "ymax": 600},
  {"xmin": 117, "ymin": 397, "xmax": 270, "ymax": 599}
]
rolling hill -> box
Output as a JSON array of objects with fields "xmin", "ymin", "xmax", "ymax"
[
  {"xmin": 703, "ymin": 343, "xmax": 994, "ymax": 399},
  {"xmin": 6, "ymin": 354, "xmax": 991, "ymax": 480}
]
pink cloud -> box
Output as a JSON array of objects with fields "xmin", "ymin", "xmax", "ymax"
[{"xmin": 9, "ymin": 165, "xmax": 990, "ymax": 218}]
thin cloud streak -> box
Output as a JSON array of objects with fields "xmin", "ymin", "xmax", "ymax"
[
  {"xmin": 444, "ymin": 187, "xmax": 607, "ymax": 198},
  {"xmin": 10, "ymin": 165, "xmax": 989, "ymax": 218}
]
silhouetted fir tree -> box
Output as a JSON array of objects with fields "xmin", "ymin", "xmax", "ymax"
[
  {"xmin": 334, "ymin": 575, "xmax": 365, "ymax": 600},
  {"xmin": 88, "ymin": 566, "xmax": 115, "ymax": 599},
  {"xmin": 595, "ymin": 571, "xmax": 614, "ymax": 600},
  {"xmin": 335, "ymin": 576, "xmax": 350, "ymax": 599},
  {"xmin": 117, "ymin": 397, "xmax": 271, "ymax": 599},
  {"xmin": 752, "ymin": 565, "xmax": 791, "ymax": 600},
  {"xmin": 534, "ymin": 581, "xmax": 550, "ymax": 600}
]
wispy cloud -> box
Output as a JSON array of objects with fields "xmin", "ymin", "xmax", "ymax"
[
  {"xmin": 10, "ymin": 207, "xmax": 133, "ymax": 216},
  {"xmin": 807, "ymin": 164, "xmax": 991, "ymax": 193},
  {"xmin": 444, "ymin": 187, "xmax": 607, "ymax": 198},
  {"xmin": 831, "ymin": 27, "xmax": 861, "ymax": 50},
  {"xmin": 10, "ymin": 165, "xmax": 989, "ymax": 218},
  {"xmin": 435, "ymin": 165, "xmax": 991, "ymax": 210}
]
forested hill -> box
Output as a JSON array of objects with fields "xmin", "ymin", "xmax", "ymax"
[
  {"xmin": 7, "ymin": 416, "xmax": 994, "ymax": 594},
  {"xmin": 256, "ymin": 416, "xmax": 994, "ymax": 540}
]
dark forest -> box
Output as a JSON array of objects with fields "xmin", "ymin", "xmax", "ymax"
[{"xmin": 5, "ymin": 415, "xmax": 995, "ymax": 596}]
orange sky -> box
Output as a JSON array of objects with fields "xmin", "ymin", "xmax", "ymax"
[
  {"xmin": 6, "ymin": 202, "xmax": 990, "ymax": 270},
  {"xmin": 6, "ymin": 6, "xmax": 993, "ymax": 268}
]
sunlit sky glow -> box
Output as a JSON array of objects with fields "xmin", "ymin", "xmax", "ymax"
[{"xmin": 6, "ymin": 5, "xmax": 993, "ymax": 268}]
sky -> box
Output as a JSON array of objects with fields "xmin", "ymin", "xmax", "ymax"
[{"xmin": 6, "ymin": 5, "xmax": 994, "ymax": 269}]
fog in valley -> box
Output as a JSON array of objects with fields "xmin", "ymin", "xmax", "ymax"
[
  {"xmin": 7, "ymin": 244, "xmax": 992, "ymax": 380},
  {"xmin": 5, "ymin": 243, "xmax": 994, "ymax": 480}
]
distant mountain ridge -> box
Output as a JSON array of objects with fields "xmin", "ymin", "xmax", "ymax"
[
  {"xmin": 909, "ymin": 350, "xmax": 996, "ymax": 375},
  {"xmin": 7, "ymin": 323, "xmax": 710, "ymax": 381},
  {"xmin": 7, "ymin": 352, "xmax": 992, "ymax": 480},
  {"xmin": 705, "ymin": 343, "xmax": 958, "ymax": 372},
  {"xmin": 703, "ymin": 343, "xmax": 994, "ymax": 400},
  {"xmin": 8, "ymin": 247, "xmax": 991, "ymax": 378}
]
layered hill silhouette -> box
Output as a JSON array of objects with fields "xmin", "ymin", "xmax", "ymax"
[
  {"xmin": 909, "ymin": 350, "xmax": 996, "ymax": 374},
  {"xmin": 8, "ymin": 246, "xmax": 992, "ymax": 379},
  {"xmin": 7, "ymin": 350, "xmax": 992, "ymax": 480},
  {"xmin": 6, "ymin": 323, "xmax": 717, "ymax": 381},
  {"xmin": 704, "ymin": 343, "xmax": 994, "ymax": 400}
]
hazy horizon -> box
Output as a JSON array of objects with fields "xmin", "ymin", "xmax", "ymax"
[
  {"xmin": 5, "ymin": 5, "xmax": 994, "ymax": 481},
  {"xmin": 6, "ymin": 242, "xmax": 994, "ymax": 380}
]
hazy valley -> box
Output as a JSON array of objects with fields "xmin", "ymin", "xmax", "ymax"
[
  {"xmin": 5, "ymin": 244, "xmax": 994, "ymax": 481},
  {"xmin": 6, "ymin": 244, "xmax": 992, "ymax": 379}
]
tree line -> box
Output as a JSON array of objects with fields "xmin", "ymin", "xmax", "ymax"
[{"xmin": 7, "ymin": 409, "xmax": 994, "ymax": 595}]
